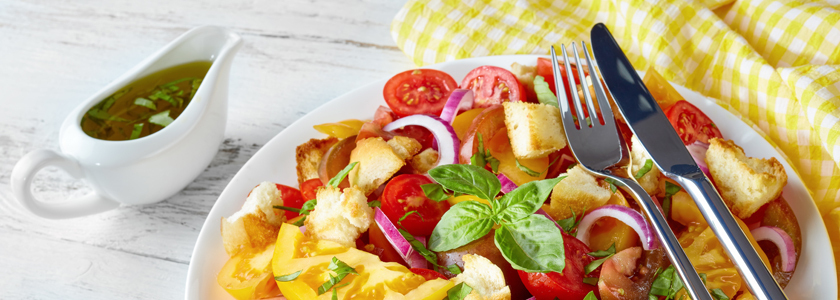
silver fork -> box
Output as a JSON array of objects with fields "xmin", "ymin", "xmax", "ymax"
[{"xmin": 551, "ymin": 43, "xmax": 713, "ymax": 300}]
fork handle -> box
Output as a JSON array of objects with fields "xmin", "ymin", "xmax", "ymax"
[
  {"xmin": 609, "ymin": 175, "xmax": 714, "ymax": 300},
  {"xmin": 672, "ymin": 173, "xmax": 788, "ymax": 300}
]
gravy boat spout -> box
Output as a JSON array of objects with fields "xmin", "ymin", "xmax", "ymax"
[{"xmin": 11, "ymin": 26, "xmax": 243, "ymax": 219}]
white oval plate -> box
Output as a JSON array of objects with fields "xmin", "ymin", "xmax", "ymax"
[{"xmin": 185, "ymin": 55, "xmax": 837, "ymax": 299}]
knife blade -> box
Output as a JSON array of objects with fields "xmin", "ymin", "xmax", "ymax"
[{"xmin": 589, "ymin": 23, "xmax": 788, "ymax": 300}]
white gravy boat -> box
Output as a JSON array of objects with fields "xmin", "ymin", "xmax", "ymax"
[{"xmin": 11, "ymin": 26, "xmax": 243, "ymax": 219}]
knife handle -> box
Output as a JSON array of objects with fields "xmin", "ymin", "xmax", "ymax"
[
  {"xmin": 611, "ymin": 175, "xmax": 713, "ymax": 300},
  {"xmin": 671, "ymin": 173, "xmax": 788, "ymax": 300}
]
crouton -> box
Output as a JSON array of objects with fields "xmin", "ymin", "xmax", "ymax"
[
  {"xmin": 304, "ymin": 185, "xmax": 373, "ymax": 247},
  {"xmin": 452, "ymin": 254, "xmax": 511, "ymax": 300},
  {"xmin": 548, "ymin": 165, "xmax": 611, "ymax": 220},
  {"xmin": 220, "ymin": 182, "xmax": 288, "ymax": 256},
  {"xmin": 502, "ymin": 102, "xmax": 567, "ymax": 159},
  {"xmin": 511, "ymin": 62, "xmax": 537, "ymax": 102},
  {"xmin": 705, "ymin": 138, "xmax": 787, "ymax": 219},
  {"xmin": 349, "ymin": 137, "xmax": 420, "ymax": 195},
  {"xmin": 630, "ymin": 135, "xmax": 661, "ymax": 195},
  {"xmin": 409, "ymin": 148, "xmax": 439, "ymax": 174},
  {"xmin": 295, "ymin": 137, "xmax": 338, "ymax": 187}
]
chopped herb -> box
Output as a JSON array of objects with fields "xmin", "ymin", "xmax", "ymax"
[
  {"xmin": 133, "ymin": 98, "xmax": 157, "ymax": 110},
  {"xmin": 273, "ymin": 205, "xmax": 302, "ymax": 214},
  {"xmin": 421, "ymin": 183, "xmax": 450, "ymax": 202},
  {"xmin": 662, "ymin": 181, "xmax": 682, "ymax": 218},
  {"xmin": 583, "ymin": 291, "xmax": 599, "ymax": 300},
  {"xmin": 649, "ymin": 265, "xmax": 685, "ymax": 300},
  {"xmin": 149, "ymin": 110, "xmax": 174, "ymax": 127},
  {"xmin": 398, "ymin": 229, "xmax": 438, "ymax": 267},
  {"xmin": 399, "ymin": 210, "xmax": 423, "ymax": 227},
  {"xmin": 604, "ymin": 177, "xmax": 619, "ymax": 194},
  {"xmin": 292, "ymin": 216, "xmax": 306, "ymax": 226},
  {"xmin": 582, "ymin": 277, "xmax": 599, "ymax": 286},
  {"xmin": 444, "ymin": 282, "xmax": 473, "ymax": 300},
  {"xmin": 699, "ymin": 273, "xmax": 707, "ymax": 284},
  {"xmin": 87, "ymin": 108, "xmax": 129, "ymax": 122},
  {"xmin": 298, "ymin": 199, "xmax": 317, "ymax": 215},
  {"xmin": 710, "ymin": 288, "xmax": 729, "ymax": 300},
  {"xmin": 317, "ymin": 257, "xmax": 358, "ymax": 295},
  {"xmin": 635, "ymin": 159, "xmax": 653, "ymax": 179},
  {"xmin": 161, "ymin": 77, "xmax": 197, "ymax": 87},
  {"xmin": 470, "ymin": 133, "xmax": 499, "ymax": 173},
  {"xmin": 367, "ymin": 200, "xmax": 381, "ymax": 208},
  {"xmin": 274, "ymin": 270, "xmax": 302, "ymax": 282},
  {"xmin": 588, "ymin": 243, "xmax": 616, "ymax": 257},
  {"xmin": 566, "ymin": 162, "xmax": 578, "ymax": 172},
  {"xmin": 515, "ymin": 157, "xmax": 541, "ymax": 177},
  {"xmin": 190, "ymin": 78, "xmax": 202, "ymax": 99},
  {"xmin": 584, "ymin": 254, "xmax": 613, "ymax": 274},
  {"xmin": 328, "ymin": 162, "xmax": 358, "ymax": 187},
  {"xmin": 446, "ymin": 264, "xmax": 462, "ymax": 275},
  {"xmin": 129, "ymin": 123, "xmax": 143, "ymax": 140},
  {"xmin": 556, "ymin": 208, "xmax": 583, "ymax": 234}
]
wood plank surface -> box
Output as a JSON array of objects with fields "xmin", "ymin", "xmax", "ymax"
[{"xmin": 0, "ymin": 0, "xmax": 414, "ymax": 298}]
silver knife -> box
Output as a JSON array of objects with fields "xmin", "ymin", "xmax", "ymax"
[{"xmin": 589, "ymin": 23, "xmax": 788, "ymax": 300}]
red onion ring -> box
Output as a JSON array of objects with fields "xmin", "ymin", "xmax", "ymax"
[
  {"xmin": 751, "ymin": 226, "xmax": 796, "ymax": 272},
  {"xmin": 383, "ymin": 115, "xmax": 460, "ymax": 168},
  {"xmin": 373, "ymin": 207, "xmax": 429, "ymax": 269},
  {"xmin": 439, "ymin": 89, "xmax": 474, "ymax": 123},
  {"xmin": 498, "ymin": 173, "xmax": 518, "ymax": 194},
  {"xmin": 686, "ymin": 140, "xmax": 710, "ymax": 177},
  {"xmin": 576, "ymin": 205, "xmax": 657, "ymax": 250}
]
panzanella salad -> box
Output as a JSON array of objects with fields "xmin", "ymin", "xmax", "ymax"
[{"xmin": 215, "ymin": 58, "xmax": 801, "ymax": 300}]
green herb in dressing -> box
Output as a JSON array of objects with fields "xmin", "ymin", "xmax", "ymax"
[{"xmin": 80, "ymin": 61, "xmax": 212, "ymax": 140}]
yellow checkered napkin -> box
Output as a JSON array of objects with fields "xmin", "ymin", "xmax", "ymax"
[{"xmin": 392, "ymin": 0, "xmax": 840, "ymax": 287}]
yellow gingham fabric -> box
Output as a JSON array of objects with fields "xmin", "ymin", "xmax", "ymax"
[{"xmin": 392, "ymin": 0, "xmax": 840, "ymax": 287}]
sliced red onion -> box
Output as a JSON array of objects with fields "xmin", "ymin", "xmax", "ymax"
[
  {"xmin": 383, "ymin": 115, "xmax": 460, "ymax": 168},
  {"xmin": 299, "ymin": 225, "xmax": 306, "ymax": 234},
  {"xmin": 373, "ymin": 207, "xmax": 429, "ymax": 269},
  {"xmin": 576, "ymin": 205, "xmax": 657, "ymax": 250},
  {"xmin": 751, "ymin": 226, "xmax": 796, "ymax": 272},
  {"xmin": 686, "ymin": 141, "xmax": 710, "ymax": 177},
  {"xmin": 498, "ymin": 173, "xmax": 518, "ymax": 194},
  {"xmin": 534, "ymin": 208, "xmax": 565, "ymax": 231},
  {"xmin": 439, "ymin": 89, "xmax": 474, "ymax": 123}
]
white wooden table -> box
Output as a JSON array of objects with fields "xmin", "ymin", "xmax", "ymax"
[{"xmin": 0, "ymin": 1, "xmax": 415, "ymax": 298}]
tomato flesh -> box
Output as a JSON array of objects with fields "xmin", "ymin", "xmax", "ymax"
[
  {"xmin": 384, "ymin": 69, "xmax": 457, "ymax": 117},
  {"xmin": 381, "ymin": 174, "xmax": 450, "ymax": 236},
  {"xmin": 461, "ymin": 66, "xmax": 525, "ymax": 108},
  {"xmin": 299, "ymin": 179, "xmax": 322, "ymax": 202},
  {"xmin": 665, "ymin": 100, "xmax": 723, "ymax": 145},
  {"xmin": 392, "ymin": 125, "xmax": 435, "ymax": 150},
  {"xmin": 274, "ymin": 183, "xmax": 306, "ymax": 220},
  {"xmin": 409, "ymin": 268, "xmax": 448, "ymax": 281},
  {"xmin": 518, "ymin": 231, "xmax": 598, "ymax": 300}
]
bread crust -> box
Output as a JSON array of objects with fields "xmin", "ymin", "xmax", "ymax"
[{"xmin": 295, "ymin": 137, "xmax": 338, "ymax": 187}]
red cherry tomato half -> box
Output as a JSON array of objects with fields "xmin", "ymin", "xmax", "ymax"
[
  {"xmin": 518, "ymin": 231, "xmax": 599, "ymax": 300},
  {"xmin": 461, "ymin": 66, "xmax": 526, "ymax": 108},
  {"xmin": 383, "ymin": 69, "xmax": 458, "ymax": 117},
  {"xmin": 665, "ymin": 100, "xmax": 723, "ymax": 145},
  {"xmin": 373, "ymin": 105, "xmax": 397, "ymax": 127},
  {"xmin": 381, "ymin": 174, "xmax": 451, "ymax": 236},
  {"xmin": 392, "ymin": 125, "xmax": 435, "ymax": 150},
  {"xmin": 409, "ymin": 268, "xmax": 448, "ymax": 281},
  {"xmin": 299, "ymin": 178, "xmax": 323, "ymax": 202},
  {"xmin": 275, "ymin": 183, "xmax": 306, "ymax": 220}
]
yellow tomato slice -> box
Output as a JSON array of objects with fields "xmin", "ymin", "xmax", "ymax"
[
  {"xmin": 486, "ymin": 130, "xmax": 547, "ymax": 185},
  {"xmin": 587, "ymin": 190, "xmax": 640, "ymax": 252},
  {"xmin": 313, "ymin": 119, "xmax": 365, "ymax": 139},
  {"xmin": 447, "ymin": 194, "xmax": 491, "ymax": 206},
  {"xmin": 217, "ymin": 244, "xmax": 280, "ymax": 300},
  {"xmin": 452, "ymin": 108, "xmax": 486, "ymax": 140},
  {"xmin": 643, "ymin": 67, "xmax": 683, "ymax": 111}
]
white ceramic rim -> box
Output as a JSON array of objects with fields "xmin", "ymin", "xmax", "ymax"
[{"xmin": 185, "ymin": 55, "xmax": 837, "ymax": 300}]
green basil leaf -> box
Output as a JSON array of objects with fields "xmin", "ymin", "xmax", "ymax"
[
  {"xmin": 149, "ymin": 110, "xmax": 174, "ymax": 127},
  {"xmin": 649, "ymin": 265, "xmax": 685, "ymax": 299},
  {"xmin": 710, "ymin": 288, "xmax": 730, "ymax": 300},
  {"xmin": 587, "ymin": 243, "xmax": 616, "ymax": 257},
  {"xmin": 328, "ymin": 161, "xmax": 358, "ymax": 187},
  {"xmin": 428, "ymin": 164, "xmax": 500, "ymax": 201},
  {"xmin": 486, "ymin": 155, "xmax": 500, "ymax": 173},
  {"xmin": 399, "ymin": 228, "xmax": 438, "ymax": 266},
  {"xmin": 584, "ymin": 254, "xmax": 612, "ymax": 274},
  {"xmin": 399, "ymin": 210, "xmax": 422, "ymax": 227},
  {"xmin": 274, "ymin": 270, "xmax": 302, "ymax": 282},
  {"xmin": 318, "ymin": 257, "xmax": 357, "ymax": 295},
  {"xmin": 129, "ymin": 123, "xmax": 143, "ymax": 140},
  {"xmin": 515, "ymin": 158, "xmax": 541, "ymax": 177},
  {"xmin": 555, "ymin": 207, "xmax": 584, "ymax": 235},
  {"xmin": 446, "ymin": 264, "xmax": 462, "ymax": 275},
  {"xmin": 421, "ymin": 183, "xmax": 450, "ymax": 202},
  {"xmin": 368, "ymin": 200, "xmax": 381, "ymax": 208},
  {"xmin": 582, "ymin": 291, "xmax": 599, "ymax": 300},
  {"xmin": 133, "ymin": 98, "xmax": 157, "ymax": 110},
  {"xmin": 445, "ymin": 282, "xmax": 473, "ymax": 300},
  {"xmin": 300, "ymin": 199, "xmax": 317, "ymax": 215},
  {"xmin": 496, "ymin": 176, "xmax": 565, "ymax": 222},
  {"xmin": 604, "ymin": 177, "xmax": 619, "ymax": 194},
  {"xmin": 493, "ymin": 214, "xmax": 565, "ymax": 273},
  {"xmin": 470, "ymin": 133, "xmax": 487, "ymax": 169},
  {"xmin": 533, "ymin": 75, "xmax": 558, "ymax": 106},
  {"xmin": 634, "ymin": 159, "xmax": 653, "ymax": 179},
  {"xmin": 429, "ymin": 200, "xmax": 494, "ymax": 252}
]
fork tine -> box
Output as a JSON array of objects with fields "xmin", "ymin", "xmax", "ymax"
[
  {"xmin": 551, "ymin": 46, "xmax": 577, "ymax": 131},
  {"xmin": 572, "ymin": 43, "xmax": 600, "ymax": 126},
  {"xmin": 582, "ymin": 41, "xmax": 616, "ymax": 126},
  {"xmin": 562, "ymin": 44, "xmax": 587, "ymax": 128}
]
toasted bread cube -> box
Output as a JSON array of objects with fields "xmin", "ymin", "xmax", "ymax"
[
  {"xmin": 453, "ymin": 254, "xmax": 512, "ymax": 300},
  {"xmin": 706, "ymin": 138, "xmax": 787, "ymax": 219},
  {"xmin": 630, "ymin": 135, "xmax": 661, "ymax": 195},
  {"xmin": 304, "ymin": 185, "xmax": 373, "ymax": 247},
  {"xmin": 409, "ymin": 148, "xmax": 439, "ymax": 174},
  {"xmin": 503, "ymin": 102, "xmax": 567, "ymax": 159},
  {"xmin": 548, "ymin": 165, "xmax": 611, "ymax": 220},
  {"xmin": 349, "ymin": 137, "xmax": 420, "ymax": 195},
  {"xmin": 220, "ymin": 182, "xmax": 288, "ymax": 256},
  {"xmin": 295, "ymin": 137, "xmax": 338, "ymax": 187},
  {"xmin": 511, "ymin": 62, "xmax": 537, "ymax": 102}
]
